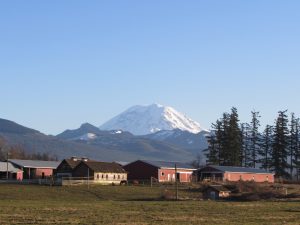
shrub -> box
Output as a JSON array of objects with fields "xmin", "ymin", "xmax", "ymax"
[{"xmin": 160, "ymin": 189, "xmax": 174, "ymax": 200}]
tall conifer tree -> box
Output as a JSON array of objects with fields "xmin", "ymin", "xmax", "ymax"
[
  {"xmin": 258, "ymin": 125, "xmax": 273, "ymax": 171},
  {"xmin": 290, "ymin": 114, "xmax": 300, "ymax": 180},
  {"xmin": 227, "ymin": 107, "xmax": 242, "ymax": 166},
  {"xmin": 271, "ymin": 110, "xmax": 290, "ymax": 178},
  {"xmin": 241, "ymin": 123, "xmax": 251, "ymax": 167},
  {"xmin": 249, "ymin": 111, "xmax": 261, "ymax": 168}
]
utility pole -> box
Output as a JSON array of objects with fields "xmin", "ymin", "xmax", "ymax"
[
  {"xmin": 87, "ymin": 167, "xmax": 90, "ymax": 189},
  {"xmin": 6, "ymin": 151, "xmax": 9, "ymax": 180},
  {"xmin": 175, "ymin": 163, "xmax": 178, "ymax": 201}
]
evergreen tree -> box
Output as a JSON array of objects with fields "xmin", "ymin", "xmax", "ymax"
[
  {"xmin": 206, "ymin": 108, "xmax": 242, "ymax": 167},
  {"xmin": 241, "ymin": 123, "xmax": 251, "ymax": 167},
  {"xmin": 249, "ymin": 111, "xmax": 261, "ymax": 168},
  {"xmin": 271, "ymin": 110, "xmax": 290, "ymax": 178},
  {"xmin": 220, "ymin": 113, "xmax": 230, "ymax": 165},
  {"xmin": 227, "ymin": 107, "xmax": 242, "ymax": 166},
  {"xmin": 290, "ymin": 114, "xmax": 300, "ymax": 180},
  {"xmin": 289, "ymin": 113, "xmax": 296, "ymax": 176},
  {"xmin": 206, "ymin": 124, "xmax": 219, "ymax": 165},
  {"xmin": 258, "ymin": 125, "xmax": 273, "ymax": 171}
]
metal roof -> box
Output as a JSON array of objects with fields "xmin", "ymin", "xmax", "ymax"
[
  {"xmin": 0, "ymin": 162, "xmax": 22, "ymax": 173},
  {"xmin": 204, "ymin": 165, "xmax": 273, "ymax": 174},
  {"xmin": 9, "ymin": 159, "xmax": 60, "ymax": 169},
  {"xmin": 140, "ymin": 160, "xmax": 196, "ymax": 170}
]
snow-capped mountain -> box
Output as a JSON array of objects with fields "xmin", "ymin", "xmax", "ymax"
[{"xmin": 99, "ymin": 103, "xmax": 205, "ymax": 135}]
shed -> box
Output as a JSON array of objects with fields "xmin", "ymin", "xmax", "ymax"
[
  {"xmin": 0, "ymin": 162, "xmax": 23, "ymax": 180},
  {"xmin": 203, "ymin": 185, "xmax": 231, "ymax": 200},
  {"xmin": 9, "ymin": 159, "xmax": 60, "ymax": 179},
  {"xmin": 197, "ymin": 165, "xmax": 275, "ymax": 183}
]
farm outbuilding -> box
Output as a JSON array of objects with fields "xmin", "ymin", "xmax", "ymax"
[
  {"xmin": 197, "ymin": 165, "xmax": 275, "ymax": 183},
  {"xmin": 72, "ymin": 161, "xmax": 127, "ymax": 185},
  {"xmin": 9, "ymin": 159, "xmax": 60, "ymax": 180},
  {"xmin": 202, "ymin": 185, "xmax": 231, "ymax": 200},
  {"xmin": 0, "ymin": 162, "xmax": 23, "ymax": 180},
  {"xmin": 123, "ymin": 160, "xmax": 196, "ymax": 183}
]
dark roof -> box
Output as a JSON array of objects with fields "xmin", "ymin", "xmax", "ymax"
[
  {"xmin": 202, "ymin": 165, "xmax": 274, "ymax": 174},
  {"xmin": 140, "ymin": 160, "xmax": 196, "ymax": 170},
  {"xmin": 83, "ymin": 161, "xmax": 126, "ymax": 173},
  {"xmin": 9, "ymin": 159, "xmax": 60, "ymax": 169},
  {"xmin": 205, "ymin": 185, "xmax": 230, "ymax": 192},
  {"xmin": 64, "ymin": 159, "xmax": 82, "ymax": 169}
]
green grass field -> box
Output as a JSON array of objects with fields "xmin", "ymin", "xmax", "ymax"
[{"xmin": 0, "ymin": 184, "xmax": 299, "ymax": 225}]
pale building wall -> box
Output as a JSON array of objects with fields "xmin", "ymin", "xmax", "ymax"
[
  {"xmin": 158, "ymin": 168, "xmax": 194, "ymax": 183},
  {"xmin": 93, "ymin": 172, "xmax": 127, "ymax": 184},
  {"xmin": 224, "ymin": 172, "xmax": 274, "ymax": 183}
]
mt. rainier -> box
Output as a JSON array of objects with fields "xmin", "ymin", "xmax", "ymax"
[{"xmin": 99, "ymin": 104, "xmax": 205, "ymax": 135}]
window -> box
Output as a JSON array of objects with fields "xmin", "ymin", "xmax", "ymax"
[
  {"xmin": 113, "ymin": 175, "xmax": 116, "ymax": 180},
  {"xmin": 118, "ymin": 175, "xmax": 120, "ymax": 179},
  {"xmin": 102, "ymin": 174, "xmax": 104, "ymax": 179},
  {"xmin": 161, "ymin": 172, "xmax": 165, "ymax": 176},
  {"xmin": 106, "ymin": 174, "xmax": 108, "ymax": 180},
  {"xmin": 97, "ymin": 174, "xmax": 99, "ymax": 179}
]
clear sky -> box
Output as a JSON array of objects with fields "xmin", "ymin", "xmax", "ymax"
[{"xmin": 0, "ymin": 1, "xmax": 300, "ymax": 135}]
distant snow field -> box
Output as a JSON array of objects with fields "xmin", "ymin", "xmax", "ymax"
[{"xmin": 99, "ymin": 103, "xmax": 205, "ymax": 135}]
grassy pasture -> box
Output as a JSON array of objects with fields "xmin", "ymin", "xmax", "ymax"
[{"xmin": 0, "ymin": 184, "xmax": 299, "ymax": 224}]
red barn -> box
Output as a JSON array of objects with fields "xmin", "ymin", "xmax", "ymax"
[
  {"xmin": 9, "ymin": 159, "xmax": 60, "ymax": 180},
  {"xmin": 123, "ymin": 160, "xmax": 196, "ymax": 183},
  {"xmin": 197, "ymin": 165, "xmax": 275, "ymax": 183}
]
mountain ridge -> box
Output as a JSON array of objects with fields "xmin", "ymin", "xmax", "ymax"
[{"xmin": 0, "ymin": 118, "xmax": 207, "ymax": 162}]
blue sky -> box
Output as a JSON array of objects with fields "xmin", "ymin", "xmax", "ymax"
[{"xmin": 0, "ymin": 1, "xmax": 300, "ymax": 134}]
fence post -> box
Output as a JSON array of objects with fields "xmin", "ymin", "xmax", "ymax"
[
  {"xmin": 175, "ymin": 163, "xmax": 178, "ymax": 201},
  {"xmin": 87, "ymin": 168, "xmax": 90, "ymax": 189}
]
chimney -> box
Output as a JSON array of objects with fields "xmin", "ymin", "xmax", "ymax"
[
  {"xmin": 71, "ymin": 156, "xmax": 78, "ymax": 161},
  {"xmin": 81, "ymin": 157, "xmax": 89, "ymax": 162}
]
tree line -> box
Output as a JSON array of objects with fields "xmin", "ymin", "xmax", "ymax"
[
  {"xmin": 0, "ymin": 137, "xmax": 57, "ymax": 161},
  {"xmin": 206, "ymin": 107, "xmax": 300, "ymax": 180}
]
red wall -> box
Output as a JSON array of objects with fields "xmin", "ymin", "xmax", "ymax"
[
  {"xmin": 224, "ymin": 172, "xmax": 274, "ymax": 183},
  {"xmin": 16, "ymin": 171, "xmax": 23, "ymax": 180},
  {"xmin": 158, "ymin": 169, "xmax": 194, "ymax": 183},
  {"xmin": 35, "ymin": 168, "xmax": 54, "ymax": 178}
]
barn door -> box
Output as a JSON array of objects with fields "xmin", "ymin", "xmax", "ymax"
[
  {"xmin": 176, "ymin": 173, "xmax": 180, "ymax": 182},
  {"xmin": 210, "ymin": 191, "xmax": 216, "ymax": 200}
]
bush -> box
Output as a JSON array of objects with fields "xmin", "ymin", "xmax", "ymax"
[{"xmin": 160, "ymin": 189, "xmax": 174, "ymax": 200}]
